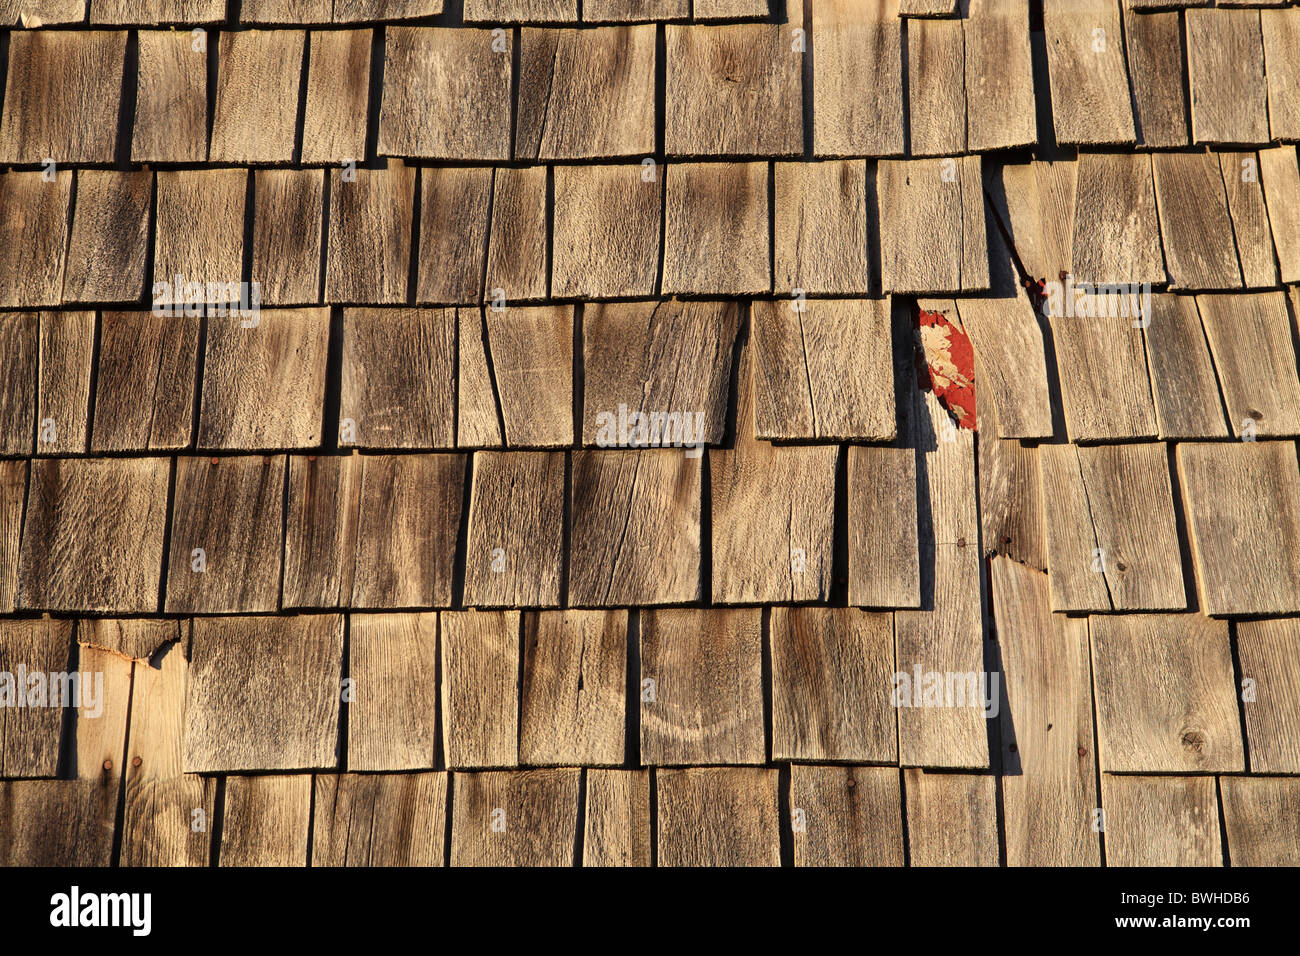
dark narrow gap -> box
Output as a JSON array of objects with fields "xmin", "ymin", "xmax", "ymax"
[
  {"xmin": 1027, "ymin": 11, "xmax": 1058, "ymax": 159},
  {"xmin": 545, "ymin": 165, "xmax": 555, "ymax": 299},
  {"xmin": 480, "ymin": 306, "xmax": 509, "ymax": 445},
  {"xmin": 205, "ymin": 26, "xmax": 219, "ymax": 158},
  {"xmin": 1216, "ymin": 776, "xmax": 1232, "ymax": 867},
  {"xmin": 442, "ymin": 773, "xmax": 454, "ymax": 867},
  {"xmin": 1164, "ymin": 440, "xmax": 1201, "ymax": 612},
  {"xmin": 208, "ymin": 776, "xmax": 226, "ymax": 867},
  {"xmin": 829, "ymin": 444, "xmax": 848, "ymax": 606},
  {"xmin": 304, "ymin": 773, "xmax": 316, "ymax": 867},
  {"xmin": 433, "ymin": 614, "xmax": 445, "ymax": 770},
  {"xmin": 406, "ymin": 167, "xmax": 423, "ymax": 305},
  {"xmin": 364, "ymin": 27, "xmax": 385, "ymax": 167},
  {"xmin": 140, "ymin": 174, "xmax": 158, "ymax": 310},
  {"xmin": 54, "ymin": 638, "xmax": 78, "ymax": 779},
  {"xmin": 1215, "ymin": 156, "xmax": 1250, "ymax": 288},
  {"xmin": 759, "ymin": 606, "xmax": 773, "ymax": 764},
  {"xmin": 654, "ymin": 164, "xmax": 668, "ymax": 298},
  {"xmin": 449, "ymin": 453, "xmax": 475, "ymax": 610},
  {"xmin": 291, "ymin": 30, "xmax": 312, "ymax": 166},
  {"xmin": 479, "ymin": 170, "xmax": 499, "ymax": 306},
  {"xmin": 84, "ymin": 312, "xmax": 103, "ymax": 451},
  {"xmin": 115, "ymin": 31, "xmax": 140, "ymax": 170},
  {"xmin": 109, "ymin": 662, "xmax": 137, "ymax": 867},
  {"xmin": 1227, "ymin": 621, "xmax": 1252, "ymax": 775},
  {"xmin": 1116, "ymin": 3, "xmax": 1142, "ymax": 148},
  {"xmin": 1176, "ymin": 11, "xmax": 1195, "ymax": 145},
  {"xmin": 514, "ymin": 612, "xmax": 526, "ymax": 765},
  {"xmin": 654, "ymin": 23, "xmax": 666, "ymax": 160},
  {"xmin": 190, "ymin": 315, "xmax": 208, "ymax": 448},
  {"xmin": 899, "ymin": 18, "xmax": 911, "ymax": 157},
  {"xmin": 698, "ymin": 451, "xmax": 711, "ymax": 605},
  {"xmin": 625, "ymin": 608, "xmax": 641, "ymax": 768},
  {"xmin": 337, "ymin": 613, "xmax": 350, "ymax": 773},
  {"xmin": 777, "ymin": 763, "xmax": 793, "ymax": 867},
  {"xmin": 766, "ymin": 162, "xmax": 776, "ymax": 293},
  {"xmin": 573, "ymin": 767, "xmax": 588, "ymax": 866},
  {"xmin": 1085, "ymin": 625, "xmax": 1107, "ymax": 867},
  {"xmin": 228, "ymin": 0, "xmax": 243, "ymax": 22},
  {"xmin": 317, "ymin": 170, "xmax": 331, "ymax": 305},
  {"xmin": 239, "ymin": 169, "xmax": 256, "ymax": 289},
  {"xmin": 321, "ymin": 306, "xmax": 344, "ymax": 451},
  {"xmin": 0, "ymin": 32, "xmax": 10, "ymax": 126},
  {"xmin": 800, "ymin": 0, "xmax": 812, "ymax": 160},
  {"xmin": 864, "ymin": 162, "xmax": 882, "ymax": 298},
  {"xmin": 155, "ymin": 457, "xmax": 179, "ymax": 611},
  {"xmin": 648, "ymin": 766, "xmax": 658, "ymax": 867},
  {"xmin": 509, "ymin": 28, "xmax": 521, "ymax": 160},
  {"xmin": 276, "ymin": 455, "xmax": 290, "ymax": 608},
  {"xmin": 898, "ymin": 766, "xmax": 912, "ymax": 866}
]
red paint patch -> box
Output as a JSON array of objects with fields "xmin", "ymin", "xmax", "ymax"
[{"xmin": 917, "ymin": 306, "xmax": 976, "ymax": 430}]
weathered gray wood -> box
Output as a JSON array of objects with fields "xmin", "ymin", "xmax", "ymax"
[
  {"xmin": 464, "ymin": 0, "xmax": 576, "ymax": 20},
  {"xmin": 456, "ymin": 308, "xmax": 504, "ymax": 448},
  {"xmin": 790, "ymin": 765, "xmax": 904, "ymax": 867},
  {"xmin": 80, "ymin": 618, "xmax": 177, "ymax": 664},
  {"xmin": 0, "ymin": 172, "xmax": 72, "ymax": 308},
  {"xmin": 1152, "ymin": 152, "xmax": 1241, "ymax": 290},
  {"xmin": 0, "ymin": 462, "xmax": 27, "ymax": 613},
  {"xmin": 657, "ymin": 768, "xmax": 779, "ymax": 867},
  {"xmin": 908, "ymin": 18, "xmax": 966, "ymax": 157},
  {"xmin": 964, "ymin": 0, "xmax": 1036, "ymax": 152},
  {"xmin": 210, "ymin": 30, "xmax": 304, "ymax": 163},
  {"xmin": 219, "ymin": 775, "xmax": 311, "ymax": 867},
  {"xmin": 977, "ymin": 389, "xmax": 1046, "ymax": 570},
  {"xmin": 954, "ymin": 294, "xmax": 1051, "ymax": 438},
  {"xmin": 134, "ymin": 30, "xmax": 207, "ymax": 163},
  {"xmin": 485, "ymin": 306, "xmax": 573, "ymax": 446},
  {"xmin": 1042, "ymin": 0, "xmax": 1136, "ymax": 145},
  {"xmin": 312, "ymin": 772, "xmax": 447, "ymax": 866},
  {"xmin": 325, "ymin": 162, "xmax": 415, "ymax": 304},
  {"xmin": 92, "ymin": 0, "xmax": 224, "ymax": 23},
  {"xmin": 811, "ymin": 0, "xmax": 904, "ymax": 158},
  {"xmin": 0, "ymin": 780, "xmax": 117, "ymax": 866},
  {"xmin": 1219, "ymin": 151, "xmax": 1280, "ymax": 288},
  {"xmin": 1221, "ymin": 776, "xmax": 1300, "ymax": 866},
  {"xmin": 1122, "ymin": 8, "xmax": 1188, "ymax": 148},
  {"xmin": 483, "ymin": 167, "xmax": 549, "ymax": 303},
  {"xmin": 416, "ymin": 168, "xmax": 492, "ymax": 306},
  {"xmin": 36, "ymin": 311, "xmax": 94, "ymax": 455},
  {"xmin": 0, "ymin": 314, "xmax": 37, "ymax": 455},
  {"xmin": 904, "ymin": 770, "xmax": 998, "ymax": 866},
  {"xmin": 878, "ymin": 156, "xmax": 988, "ymax": 294},
  {"xmin": 63, "ymin": 170, "xmax": 152, "ymax": 304},
  {"xmin": 348, "ymin": 612, "xmax": 437, "ymax": 771},
  {"xmin": 1071, "ymin": 152, "xmax": 1164, "ymax": 286},
  {"xmin": 1100, "ymin": 774, "xmax": 1221, "ymax": 867},
  {"xmin": 774, "ymin": 161, "xmax": 870, "ymax": 295},
  {"xmin": 153, "ymin": 170, "xmax": 246, "ymax": 309},
  {"xmin": 301, "ymin": 29, "xmax": 371, "ymax": 164},
  {"xmin": 450, "ymin": 769, "xmax": 580, "ymax": 866},
  {"xmin": 440, "ymin": 610, "xmax": 519, "ymax": 770},
  {"xmin": 92, "ymin": 312, "xmax": 199, "ymax": 452},
  {"xmin": 996, "ymin": 159, "xmax": 1076, "ymax": 283},
  {"xmin": 1141, "ymin": 294, "xmax": 1229, "ymax": 440},
  {"xmin": 1197, "ymin": 291, "xmax": 1300, "ymax": 438},
  {"xmin": 251, "ymin": 169, "xmax": 324, "ymax": 306},
  {"xmin": 1186, "ymin": 8, "xmax": 1269, "ymax": 145},
  {"xmin": 1260, "ymin": 146, "xmax": 1300, "ymax": 283},
  {"xmin": 583, "ymin": 769, "xmax": 651, "ymax": 867},
  {"xmin": 282, "ymin": 453, "xmax": 362, "ymax": 609},
  {"xmin": 552, "ymin": 165, "xmax": 661, "ymax": 299},
  {"xmin": 661, "ymin": 162, "xmax": 770, "ymax": 295},
  {"xmin": 847, "ymin": 446, "xmax": 920, "ymax": 608},
  {"xmin": 583, "ymin": 0, "xmax": 688, "ymax": 22},
  {"xmin": 0, "ymin": 619, "xmax": 72, "ymax": 777},
  {"xmin": 1236, "ymin": 618, "xmax": 1300, "ymax": 774},
  {"xmin": 1262, "ymin": 10, "xmax": 1300, "ymax": 141},
  {"xmin": 1049, "ymin": 309, "xmax": 1158, "ymax": 442}
]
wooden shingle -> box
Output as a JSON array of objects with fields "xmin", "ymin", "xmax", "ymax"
[
  {"xmin": 325, "ymin": 162, "xmax": 416, "ymax": 304},
  {"xmin": 907, "ymin": 18, "xmax": 966, "ymax": 157},
  {"xmin": 450, "ymin": 769, "xmax": 580, "ymax": 867},
  {"xmin": 991, "ymin": 558, "xmax": 1100, "ymax": 867},
  {"xmin": 153, "ymin": 169, "xmax": 247, "ymax": 309},
  {"xmin": 520, "ymin": 610, "xmax": 627, "ymax": 766},
  {"xmin": 1186, "ymin": 8, "xmax": 1268, "ymax": 145},
  {"xmin": 997, "ymin": 159, "xmax": 1076, "ymax": 283},
  {"xmin": 662, "ymin": 162, "xmax": 769, "ymax": 295},
  {"xmin": 0, "ymin": 462, "xmax": 27, "ymax": 613},
  {"xmin": 0, "ymin": 314, "xmax": 37, "ymax": 455},
  {"xmin": 711, "ymin": 344, "xmax": 837, "ymax": 603},
  {"xmin": 416, "ymin": 168, "xmax": 493, "ymax": 305},
  {"xmin": 582, "ymin": 299, "xmax": 738, "ymax": 447},
  {"xmin": 198, "ymin": 310, "xmax": 330, "ymax": 449},
  {"xmin": 789, "ymin": 765, "xmax": 904, "ymax": 867},
  {"xmin": 904, "ymin": 770, "xmax": 998, "ymax": 867},
  {"xmin": 665, "ymin": 22, "xmax": 801, "ymax": 156},
  {"xmin": 1262, "ymin": 10, "xmax": 1300, "ymax": 142},
  {"xmin": 1039, "ymin": 442, "xmax": 1186, "ymax": 613},
  {"xmin": 340, "ymin": 308, "xmax": 456, "ymax": 449},
  {"xmin": 1260, "ymin": 146, "xmax": 1300, "ymax": 282},
  {"xmin": 348, "ymin": 613, "xmax": 437, "ymax": 771},
  {"xmin": 18, "ymin": 458, "xmax": 169, "ymax": 614},
  {"xmin": 1141, "ymin": 294, "xmax": 1229, "ymax": 440},
  {"xmin": 1050, "ymin": 310, "xmax": 1157, "ymax": 442},
  {"xmin": 1219, "ymin": 151, "xmax": 1280, "ymax": 288},
  {"xmin": 848, "ymin": 446, "xmax": 920, "ymax": 608},
  {"xmin": 1070, "ymin": 152, "xmax": 1163, "ymax": 286},
  {"xmin": 770, "ymin": 607, "xmax": 896, "ymax": 763},
  {"xmin": 63, "ymin": 170, "xmax": 152, "ymax": 304},
  {"xmin": 1100, "ymin": 774, "xmax": 1221, "ymax": 867},
  {"xmin": 0, "ymin": 30, "xmax": 126, "ymax": 163},
  {"xmin": 92, "ymin": 312, "xmax": 199, "ymax": 452},
  {"xmin": 441, "ymin": 610, "xmax": 519, "ymax": 769},
  {"xmin": 774, "ymin": 161, "xmax": 870, "ymax": 296},
  {"xmin": 899, "ymin": 0, "xmax": 956, "ymax": 14},
  {"xmin": 1197, "ymin": 292, "xmax": 1300, "ymax": 438},
  {"xmin": 0, "ymin": 780, "xmax": 117, "ymax": 866},
  {"xmin": 312, "ymin": 773, "xmax": 447, "ymax": 866},
  {"xmin": 657, "ymin": 768, "xmax": 779, "ymax": 867},
  {"xmin": 1151, "ymin": 152, "xmax": 1240, "ymax": 290},
  {"xmin": 1091, "ymin": 613, "xmax": 1243, "ymax": 773},
  {"xmin": 516, "ymin": 27, "xmax": 655, "ymax": 160},
  {"xmin": 219, "ymin": 775, "xmax": 311, "ymax": 867},
  {"xmin": 378, "ymin": 26, "xmax": 512, "ymax": 161},
  {"xmin": 1221, "ymin": 777, "xmax": 1300, "ymax": 866},
  {"xmin": 464, "ymin": 452, "xmax": 564, "ymax": 607},
  {"xmin": 464, "ymin": 0, "xmax": 576, "ymax": 20},
  {"xmin": 251, "ymin": 169, "xmax": 325, "ymax": 306},
  {"xmin": 210, "ymin": 30, "xmax": 305, "ymax": 163},
  {"xmin": 92, "ymin": 0, "xmax": 224, "ymax": 22},
  {"xmin": 1122, "ymin": 8, "xmax": 1188, "ymax": 148},
  {"xmin": 1236, "ymin": 618, "xmax": 1300, "ymax": 774},
  {"xmin": 9, "ymin": 0, "xmax": 91, "ymax": 25},
  {"xmin": 80, "ymin": 618, "xmax": 177, "ymax": 664},
  {"xmin": 332, "ymin": 0, "xmax": 443, "ymax": 20},
  {"xmin": 456, "ymin": 308, "xmax": 505, "ymax": 448},
  {"xmin": 552, "ymin": 165, "xmax": 662, "ymax": 299},
  {"xmin": 165, "ymin": 456, "xmax": 286, "ymax": 614},
  {"xmin": 811, "ymin": 0, "xmax": 903, "ymax": 158},
  {"xmin": 877, "ymin": 156, "xmax": 988, "ymax": 294},
  {"xmin": 584, "ymin": 0, "xmax": 688, "ymax": 22},
  {"xmin": 583, "ymin": 769, "xmax": 651, "ymax": 867},
  {"xmin": 184, "ymin": 614, "xmax": 344, "ymax": 773},
  {"xmin": 694, "ymin": 0, "xmax": 768, "ymax": 17},
  {"xmin": 0, "ymin": 171, "xmax": 72, "ymax": 309},
  {"xmin": 954, "ymin": 295, "xmax": 1051, "ymax": 438},
  {"xmin": 1042, "ymin": 0, "xmax": 1136, "ymax": 146},
  {"xmin": 640, "ymin": 608, "xmax": 764, "ymax": 765},
  {"xmin": 69, "ymin": 644, "xmax": 132, "ymax": 784},
  {"xmin": 282, "ymin": 454, "xmax": 362, "ymax": 609},
  {"xmin": 486, "ymin": 306, "xmax": 573, "ymax": 446},
  {"xmin": 301, "ymin": 29, "xmax": 371, "ymax": 164},
  {"xmin": 964, "ymin": 0, "xmax": 1035, "ymax": 152},
  {"xmin": 351, "ymin": 454, "xmax": 465, "ymax": 608},
  {"xmin": 483, "ymin": 167, "xmax": 549, "ymax": 303},
  {"xmin": 36, "ymin": 310, "xmax": 94, "ymax": 456},
  {"xmin": 1177, "ymin": 441, "xmax": 1300, "ymax": 616},
  {"xmin": 977, "ymin": 396, "xmax": 1047, "ymax": 570},
  {"xmin": 0, "ymin": 618, "xmax": 72, "ymax": 777},
  {"xmin": 133, "ymin": 30, "xmax": 207, "ymax": 163},
  {"xmin": 569, "ymin": 450, "xmax": 701, "ymax": 606}
]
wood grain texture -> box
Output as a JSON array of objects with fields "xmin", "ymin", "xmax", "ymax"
[
  {"xmin": 1090, "ymin": 614, "xmax": 1242, "ymax": 773},
  {"xmin": 325, "ymin": 162, "xmax": 415, "ymax": 304},
  {"xmin": 694, "ymin": 0, "xmax": 768, "ymax": 17},
  {"xmin": 153, "ymin": 169, "xmax": 247, "ymax": 307},
  {"xmin": 908, "ymin": 18, "xmax": 966, "ymax": 157},
  {"xmin": 333, "ymin": 0, "xmax": 443, "ymax": 20},
  {"xmin": 520, "ymin": 610, "xmax": 626, "ymax": 765},
  {"xmin": 219, "ymin": 775, "xmax": 311, "ymax": 867},
  {"xmin": 282, "ymin": 453, "xmax": 362, "ymax": 608},
  {"xmin": 583, "ymin": 769, "xmax": 651, "ymax": 867},
  {"xmin": 997, "ymin": 159, "xmax": 1077, "ymax": 283},
  {"xmin": 1100, "ymin": 774, "xmax": 1221, "ymax": 867},
  {"xmin": 0, "ymin": 314, "xmax": 37, "ymax": 455},
  {"xmin": 1262, "ymin": 10, "xmax": 1300, "ymax": 141},
  {"xmin": 341, "ymin": 307, "xmax": 456, "ymax": 449},
  {"xmin": 486, "ymin": 306, "xmax": 573, "ymax": 445},
  {"xmin": 417, "ymin": 168, "xmax": 492, "ymax": 305},
  {"xmin": 877, "ymin": 156, "xmax": 988, "ymax": 294},
  {"xmin": 348, "ymin": 613, "xmax": 437, "ymax": 771},
  {"xmin": 1260, "ymin": 146, "xmax": 1300, "ymax": 283},
  {"xmin": 464, "ymin": 0, "xmax": 576, "ymax": 19},
  {"xmin": 790, "ymin": 764, "xmax": 904, "ymax": 866},
  {"xmin": 0, "ymin": 780, "xmax": 117, "ymax": 866},
  {"xmin": 198, "ymin": 309, "xmax": 330, "ymax": 449},
  {"xmin": 581, "ymin": 299, "xmax": 738, "ymax": 446},
  {"xmin": 301, "ymin": 29, "xmax": 371, "ymax": 164},
  {"xmin": 0, "ymin": 171, "xmax": 72, "ymax": 308},
  {"xmin": 811, "ymin": 0, "xmax": 903, "ymax": 158},
  {"xmin": 69, "ymin": 645, "xmax": 131, "ymax": 785},
  {"xmin": 516, "ymin": 26, "xmax": 655, "ymax": 160},
  {"xmin": 553, "ymin": 164, "xmax": 661, "ymax": 299},
  {"xmin": 991, "ymin": 558, "xmax": 1099, "ymax": 867},
  {"xmin": 1151, "ymin": 152, "xmax": 1240, "ymax": 290},
  {"xmin": 1236, "ymin": 618, "xmax": 1300, "ymax": 774},
  {"xmin": 92, "ymin": 0, "xmax": 224, "ymax": 22},
  {"xmin": 0, "ymin": 619, "xmax": 71, "ymax": 777},
  {"xmin": 1219, "ymin": 151, "xmax": 1280, "ymax": 288},
  {"xmin": 583, "ymin": 0, "xmax": 688, "ymax": 22},
  {"xmin": 63, "ymin": 170, "xmax": 152, "ymax": 304},
  {"xmin": 964, "ymin": 0, "xmax": 1035, "ymax": 152},
  {"xmin": 1042, "ymin": 0, "xmax": 1136, "ymax": 145},
  {"xmin": 640, "ymin": 608, "xmax": 764, "ymax": 765},
  {"xmin": 662, "ymin": 162, "xmax": 769, "ymax": 295},
  {"xmin": 774, "ymin": 161, "xmax": 870, "ymax": 295},
  {"xmin": 441, "ymin": 610, "xmax": 519, "ymax": 769},
  {"xmin": 1221, "ymin": 776, "xmax": 1300, "ymax": 866},
  {"xmin": 464, "ymin": 452, "xmax": 564, "ymax": 607},
  {"xmin": 1049, "ymin": 310, "xmax": 1157, "ymax": 441},
  {"xmin": 899, "ymin": 0, "xmax": 955, "ymax": 14},
  {"xmin": 210, "ymin": 30, "xmax": 304, "ymax": 163},
  {"xmin": 904, "ymin": 770, "xmax": 998, "ymax": 866},
  {"xmin": 770, "ymin": 607, "xmax": 896, "ymax": 763},
  {"xmin": 1122, "ymin": 8, "xmax": 1188, "ymax": 148},
  {"xmin": 0, "ymin": 30, "xmax": 126, "ymax": 162},
  {"xmin": 378, "ymin": 26, "xmax": 511, "ymax": 160},
  {"xmin": 17, "ymin": 458, "xmax": 169, "ymax": 614},
  {"xmin": 977, "ymin": 392, "xmax": 1046, "ymax": 569},
  {"xmin": 665, "ymin": 22, "xmax": 801, "ymax": 156},
  {"xmin": 1141, "ymin": 294, "xmax": 1229, "ymax": 440},
  {"xmin": 450, "ymin": 769, "xmax": 580, "ymax": 866},
  {"xmin": 1197, "ymin": 291, "xmax": 1300, "ymax": 438},
  {"xmin": 711, "ymin": 343, "xmax": 837, "ymax": 603},
  {"xmin": 569, "ymin": 450, "xmax": 701, "ymax": 606},
  {"xmin": 184, "ymin": 614, "xmax": 344, "ymax": 773},
  {"xmin": 312, "ymin": 772, "xmax": 447, "ymax": 866},
  {"xmin": 1071, "ymin": 152, "xmax": 1164, "ymax": 285},
  {"xmin": 1177, "ymin": 441, "xmax": 1300, "ymax": 616},
  {"xmin": 751, "ymin": 298, "xmax": 895, "ymax": 440},
  {"xmin": 352, "ymin": 454, "xmax": 465, "ymax": 608},
  {"xmin": 1186, "ymin": 8, "xmax": 1268, "ymax": 145},
  {"xmin": 848, "ymin": 446, "xmax": 920, "ymax": 608},
  {"xmin": 657, "ymin": 767, "xmax": 779, "ymax": 867},
  {"xmin": 80, "ymin": 618, "xmax": 177, "ymax": 664},
  {"xmin": 36, "ymin": 310, "xmax": 93, "ymax": 455},
  {"xmin": 1039, "ymin": 442, "xmax": 1186, "ymax": 613},
  {"xmin": 251, "ymin": 169, "xmax": 324, "ymax": 306},
  {"xmin": 483, "ymin": 166, "xmax": 549, "ymax": 303},
  {"xmin": 133, "ymin": 30, "xmax": 207, "ymax": 162},
  {"xmin": 457, "ymin": 308, "xmax": 504, "ymax": 448},
  {"xmin": 0, "ymin": 462, "xmax": 27, "ymax": 613},
  {"xmin": 954, "ymin": 294, "xmax": 1051, "ymax": 438}
]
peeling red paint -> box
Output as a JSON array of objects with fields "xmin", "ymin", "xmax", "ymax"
[{"xmin": 917, "ymin": 306, "xmax": 976, "ymax": 430}]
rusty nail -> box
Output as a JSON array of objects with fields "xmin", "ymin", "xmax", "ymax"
[
  {"xmin": 956, "ymin": 537, "xmax": 967, "ymax": 548},
  {"xmin": 1078, "ymin": 747, "xmax": 1088, "ymax": 757},
  {"xmin": 102, "ymin": 759, "xmax": 113, "ymax": 771},
  {"xmin": 263, "ymin": 455, "xmax": 271, "ymax": 465},
  {"xmin": 131, "ymin": 756, "xmax": 142, "ymax": 768},
  {"xmin": 308, "ymin": 455, "xmax": 316, "ymax": 462},
  {"xmin": 209, "ymin": 457, "xmax": 219, "ymax": 466}
]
